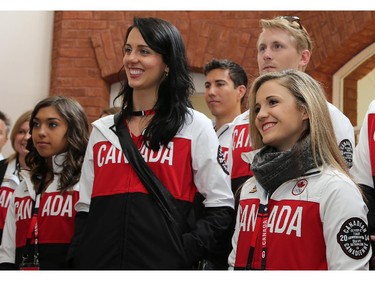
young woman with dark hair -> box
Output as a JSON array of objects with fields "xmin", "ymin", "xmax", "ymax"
[
  {"xmin": 0, "ymin": 96, "xmax": 89, "ymax": 269},
  {"xmin": 68, "ymin": 17, "xmax": 234, "ymax": 269}
]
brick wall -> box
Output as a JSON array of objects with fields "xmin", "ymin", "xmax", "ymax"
[{"xmin": 50, "ymin": 11, "xmax": 375, "ymax": 124}]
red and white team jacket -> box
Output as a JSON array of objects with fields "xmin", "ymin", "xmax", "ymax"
[
  {"xmin": 229, "ymin": 157, "xmax": 371, "ymax": 270},
  {"xmin": 0, "ymin": 159, "xmax": 22, "ymax": 242},
  {"xmin": 327, "ymin": 102, "xmax": 355, "ymax": 168},
  {"xmin": 0, "ymin": 154, "xmax": 79, "ymax": 269},
  {"xmin": 350, "ymin": 100, "xmax": 375, "ymax": 188},
  {"xmin": 71, "ymin": 109, "xmax": 234, "ymax": 269},
  {"xmin": 227, "ymin": 111, "xmax": 253, "ymax": 193},
  {"xmin": 215, "ymin": 122, "xmax": 234, "ymax": 165}
]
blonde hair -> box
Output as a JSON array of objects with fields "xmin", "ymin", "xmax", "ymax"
[
  {"xmin": 249, "ymin": 69, "xmax": 348, "ymax": 176},
  {"xmin": 258, "ymin": 16, "xmax": 313, "ymax": 55},
  {"xmin": 7, "ymin": 110, "xmax": 32, "ymax": 163}
]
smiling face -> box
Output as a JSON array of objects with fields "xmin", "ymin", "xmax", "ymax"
[
  {"xmin": 122, "ymin": 27, "xmax": 167, "ymax": 94},
  {"xmin": 257, "ymin": 28, "xmax": 309, "ymax": 75},
  {"xmin": 31, "ymin": 106, "xmax": 68, "ymax": 158},
  {"xmin": 254, "ymin": 80, "xmax": 308, "ymax": 151},
  {"xmin": 13, "ymin": 121, "xmax": 30, "ymax": 159}
]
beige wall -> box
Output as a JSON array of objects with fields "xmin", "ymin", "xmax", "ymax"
[
  {"xmin": 358, "ymin": 68, "xmax": 375, "ymax": 127},
  {"xmin": 0, "ymin": 11, "xmax": 54, "ymax": 157}
]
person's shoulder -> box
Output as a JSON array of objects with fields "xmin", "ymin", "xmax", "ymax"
[
  {"xmin": 239, "ymin": 176, "xmax": 257, "ymax": 197},
  {"xmin": 326, "ymin": 102, "xmax": 349, "ymax": 119},
  {"xmin": 92, "ymin": 114, "xmax": 115, "ymax": 129},
  {"xmin": 367, "ymin": 99, "xmax": 375, "ymax": 113},
  {"xmin": 188, "ymin": 108, "xmax": 211, "ymax": 124},
  {"xmin": 319, "ymin": 166, "xmax": 356, "ymax": 190},
  {"xmin": 181, "ymin": 109, "xmax": 216, "ymax": 136},
  {"xmin": 232, "ymin": 110, "xmax": 250, "ymax": 125},
  {"xmin": 326, "ymin": 101, "xmax": 353, "ymax": 127}
]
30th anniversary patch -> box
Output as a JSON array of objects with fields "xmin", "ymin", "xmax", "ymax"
[{"xmin": 337, "ymin": 217, "xmax": 370, "ymax": 259}]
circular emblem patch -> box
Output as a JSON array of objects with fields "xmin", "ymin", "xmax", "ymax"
[
  {"xmin": 217, "ymin": 145, "xmax": 229, "ymax": 175},
  {"xmin": 339, "ymin": 139, "xmax": 353, "ymax": 168},
  {"xmin": 337, "ymin": 217, "xmax": 370, "ymax": 259},
  {"xmin": 292, "ymin": 179, "xmax": 308, "ymax": 195}
]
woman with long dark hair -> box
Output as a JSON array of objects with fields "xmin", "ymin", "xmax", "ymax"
[
  {"xmin": 68, "ymin": 17, "xmax": 234, "ymax": 269},
  {"xmin": 0, "ymin": 96, "xmax": 89, "ymax": 269}
]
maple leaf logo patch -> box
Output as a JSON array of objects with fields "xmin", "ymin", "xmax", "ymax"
[{"xmin": 292, "ymin": 179, "xmax": 308, "ymax": 195}]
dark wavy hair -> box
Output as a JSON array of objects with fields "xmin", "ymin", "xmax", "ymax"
[
  {"xmin": 26, "ymin": 96, "xmax": 89, "ymax": 193},
  {"xmin": 115, "ymin": 17, "xmax": 195, "ymax": 150}
]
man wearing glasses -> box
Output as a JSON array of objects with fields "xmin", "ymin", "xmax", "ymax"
[{"xmin": 229, "ymin": 16, "xmax": 355, "ymax": 195}]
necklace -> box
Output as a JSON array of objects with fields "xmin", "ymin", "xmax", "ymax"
[{"xmin": 130, "ymin": 109, "xmax": 155, "ymax": 116}]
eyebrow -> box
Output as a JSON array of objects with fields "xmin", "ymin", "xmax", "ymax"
[
  {"xmin": 206, "ymin": 79, "xmax": 227, "ymax": 84},
  {"xmin": 255, "ymin": 95, "xmax": 278, "ymax": 102},
  {"xmin": 125, "ymin": 43, "xmax": 149, "ymax": 48},
  {"xmin": 264, "ymin": 95, "xmax": 279, "ymax": 101},
  {"xmin": 33, "ymin": 117, "xmax": 62, "ymax": 121}
]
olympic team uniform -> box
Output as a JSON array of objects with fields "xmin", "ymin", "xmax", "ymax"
[
  {"xmin": 350, "ymin": 100, "xmax": 375, "ymax": 259},
  {"xmin": 327, "ymin": 102, "xmax": 355, "ymax": 168},
  {"xmin": 69, "ymin": 109, "xmax": 234, "ymax": 269},
  {"xmin": 0, "ymin": 154, "xmax": 79, "ymax": 269},
  {"xmin": 350, "ymin": 100, "xmax": 375, "ymax": 189},
  {"xmin": 0, "ymin": 159, "xmax": 22, "ymax": 243},
  {"xmin": 227, "ymin": 111, "xmax": 253, "ymax": 193},
  {"xmin": 215, "ymin": 122, "xmax": 233, "ymax": 165},
  {"xmin": 229, "ymin": 154, "xmax": 371, "ymax": 270}
]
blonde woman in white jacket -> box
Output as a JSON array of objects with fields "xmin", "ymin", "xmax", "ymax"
[{"xmin": 229, "ymin": 69, "xmax": 370, "ymax": 270}]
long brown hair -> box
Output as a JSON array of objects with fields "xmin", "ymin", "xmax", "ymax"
[{"xmin": 26, "ymin": 96, "xmax": 89, "ymax": 192}]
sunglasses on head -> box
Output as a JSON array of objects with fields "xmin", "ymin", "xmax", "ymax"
[{"xmin": 278, "ymin": 16, "xmax": 303, "ymax": 29}]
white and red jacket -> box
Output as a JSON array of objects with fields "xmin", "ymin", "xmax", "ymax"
[
  {"xmin": 227, "ymin": 111, "xmax": 253, "ymax": 193},
  {"xmin": 229, "ymin": 155, "xmax": 371, "ymax": 270},
  {"xmin": 0, "ymin": 154, "xmax": 79, "ymax": 269},
  {"xmin": 214, "ymin": 121, "xmax": 234, "ymax": 164},
  {"xmin": 350, "ymin": 100, "xmax": 375, "ymax": 188},
  {"xmin": 0, "ymin": 159, "xmax": 22, "ymax": 243},
  {"xmin": 327, "ymin": 102, "xmax": 355, "ymax": 168},
  {"xmin": 70, "ymin": 109, "xmax": 234, "ymax": 269}
]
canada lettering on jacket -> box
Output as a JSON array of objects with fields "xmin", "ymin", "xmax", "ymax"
[
  {"xmin": 97, "ymin": 142, "xmax": 174, "ymax": 167},
  {"xmin": 239, "ymin": 203, "xmax": 302, "ymax": 237},
  {"xmin": 0, "ymin": 189, "xmax": 13, "ymax": 209},
  {"xmin": 15, "ymin": 195, "xmax": 73, "ymax": 220},
  {"xmin": 233, "ymin": 127, "xmax": 250, "ymax": 150},
  {"xmin": 41, "ymin": 195, "xmax": 73, "ymax": 217},
  {"xmin": 15, "ymin": 199, "xmax": 33, "ymax": 221}
]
